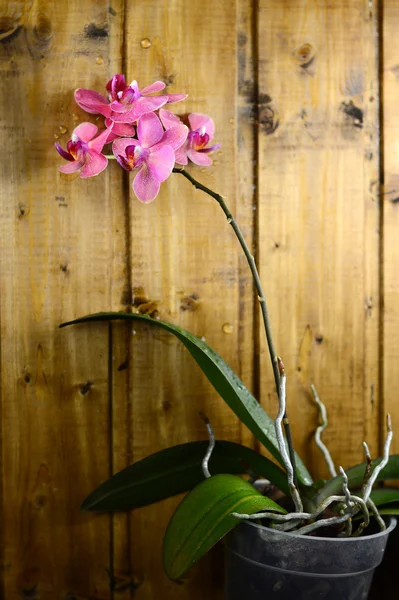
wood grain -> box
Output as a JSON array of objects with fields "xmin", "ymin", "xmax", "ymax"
[
  {"xmin": 257, "ymin": 0, "xmax": 380, "ymax": 478},
  {"xmin": 121, "ymin": 1, "xmax": 241, "ymax": 598},
  {"xmin": 1, "ymin": 0, "xmax": 397, "ymax": 598},
  {"xmin": 0, "ymin": 1, "xmax": 124, "ymax": 598},
  {"xmin": 382, "ymin": 0, "xmax": 399, "ymax": 456}
]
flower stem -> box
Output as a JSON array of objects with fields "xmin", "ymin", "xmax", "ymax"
[{"xmin": 173, "ymin": 167, "xmax": 298, "ymax": 484}]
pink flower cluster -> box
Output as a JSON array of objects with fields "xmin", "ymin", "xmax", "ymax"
[{"xmin": 55, "ymin": 75, "xmax": 220, "ymax": 203}]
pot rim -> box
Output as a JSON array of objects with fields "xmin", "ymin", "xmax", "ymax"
[{"xmin": 236, "ymin": 516, "xmax": 397, "ymax": 542}]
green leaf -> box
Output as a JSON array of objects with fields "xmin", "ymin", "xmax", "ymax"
[
  {"xmin": 60, "ymin": 312, "xmax": 313, "ymax": 486},
  {"xmin": 377, "ymin": 505, "xmax": 399, "ymax": 515},
  {"xmin": 81, "ymin": 440, "xmax": 290, "ymax": 511},
  {"xmin": 162, "ymin": 474, "xmax": 286, "ymax": 580},
  {"xmin": 317, "ymin": 455, "xmax": 399, "ymax": 505},
  {"xmin": 370, "ymin": 487, "xmax": 399, "ymax": 507}
]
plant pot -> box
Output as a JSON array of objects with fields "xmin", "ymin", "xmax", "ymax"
[{"xmin": 224, "ymin": 517, "xmax": 396, "ymax": 599}]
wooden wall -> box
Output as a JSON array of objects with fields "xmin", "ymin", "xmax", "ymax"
[{"xmin": 0, "ymin": 0, "xmax": 397, "ymax": 598}]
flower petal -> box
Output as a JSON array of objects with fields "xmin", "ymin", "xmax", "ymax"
[
  {"xmin": 73, "ymin": 122, "xmax": 98, "ymax": 142},
  {"xmin": 115, "ymin": 154, "xmax": 132, "ymax": 171},
  {"xmin": 152, "ymin": 124, "xmax": 188, "ymax": 152},
  {"xmin": 202, "ymin": 142, "xmax": 221, "ymax": 153},
  {"xmin": 175, "ymin": 146, "xmax": 188, "ymax": 165},
  {"xmin": 141, "ymin": 81, "xmax": 166, "ymax": 95},
  {"xmin": 188, "ymin": 113, "xmax": 215, "ymax": 139},
  {"xmin": 112, "ymin": 137, "xmax": 139, "ymax": 157},
  {"xmin": 187, "ymin": 149, "xmax": 213, "ymax": 166},
  {"xmin": 105, "ymin": 120, "xmax": 135, "ymax": 141},
  {"xmin": 159, "ymin": 109, "xmax": 182, "ymax": 130},
  {"xmin": 137, "ymin": 112, "xmax": 164, "ymax": 148},
  {"xmin": 106, "ymin": 74, "xmax": 127, "ymax": 97},
  {"xmin": 88, "ymin": 126, "xmax": 113, "ymax": 153},
  {"xmin": 133, "ymin": 165, "xmax": 161, "ymax": 203},
  {"xmin": 165, "ymin": 93, "xmax": 187, "ymax": 104},
  {"xmin": 74, "ymin": 89, "xmax": 111, "ymax": 117},
  {"xmin": 55, "ymin": 142, "xmax": 74, "ymax": 161},
  {"xmin": 147, "ymin": 146, "xmax": 175, "ymax": 182},
  {"xmin": 109, "ymin": 100, "xmax": 128, "ymax": 113},
  {"xmin": 130, "ymin": 96, "xmax": 167, "ymax": 119},
  {"xmin": 59, "ymin": 160, "xmax": 84, "ymax": 174},
  {"xmin": 80, "ymin": 151, "xmax": 108, "ymax": 178}
]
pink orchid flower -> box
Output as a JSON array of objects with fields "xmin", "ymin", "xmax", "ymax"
[
  {"xmin": 55, "ymin": 122, "xmax": 110, "ymax": 178},
  {"xmin": 74, "ymin": 74, "xmax": 187, "ymax": 125},
  {"xmin": 160, "ymin": 110, "xmax": 220, "ymax": 166},
  {"xmin": 112, "ymin": 112, "xmax": 188, "ymax": 203}
]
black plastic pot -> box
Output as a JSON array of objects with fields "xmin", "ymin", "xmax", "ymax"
[{"xmin": 224, "ymin": 518, "xmax": 396, "ymax": 599}]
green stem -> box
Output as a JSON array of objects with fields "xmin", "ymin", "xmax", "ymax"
[{"xmin": 173, "ymin": 168, "xmax": 298, "ymax": 484}]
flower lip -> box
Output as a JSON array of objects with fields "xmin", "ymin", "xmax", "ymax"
[
  {"xmin": 67, "ymin": 138, "xmax": 87, "ymax": 159},
  {"xmin": 55, "ymin": 142, "xmax": 74, "ymax": 162},
  {"xmin": 188, "ymin": 129, "xmax": 210, "ymax": 151},
  {"xmin": 106, "ymin": 74, "xmax": 127, "ymax": 100},
  {"xmin": 115, "ymin": 144, "xmax": 149, "ymax": 171}
]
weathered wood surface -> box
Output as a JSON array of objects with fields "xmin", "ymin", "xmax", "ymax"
[
  {"xmin": 0, "ymin": 0, "xmax": 395, "ymax": 598},
  {"xmin": 258, "ymin": 0, "xmax": 381, "ymax": 477},
  {"xmin": 0, "ymin": 1, "xmax": 122, "ymax": 599},
  {"xmin": 383, "ymin": 0, "xmax": 399, "ymax": 460},
  {"xmin": 123, "ymin": 2, "xmax": 241, "ymax": 597}
]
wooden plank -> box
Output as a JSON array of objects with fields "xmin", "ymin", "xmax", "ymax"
[
  {"xmin": 0, "ymin": 2, "xmax": 124, "ymax": 598},
  {"xmin": 102, "ymin": 2, "xmax": 135, "ymax": 598},
  {"xmin": 257, "ymin": 0, "xmax": 380, "ymax": 478},
  {"xmin": 117, "ymin": 1, "xmax": 242, "ymax": 597},
  {"xmin": 236, "ymin": 0, "xmax": 258, "ymax": 450},
  {"xmin": 382, "ymin": 0, "xmax": 399, "ymax": 456}
]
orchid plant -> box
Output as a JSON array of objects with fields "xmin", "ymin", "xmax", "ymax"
[{"xmin": 59, "ymin": 74, "xmax": 399, "ymax": 582}]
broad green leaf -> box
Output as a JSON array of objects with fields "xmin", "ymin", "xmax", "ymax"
[
  {"xmin": 370, "ymin": 487, "xmax": 399, "ymax": 507},
  {"xmin": 377, "ymin": 505, "xmax": 399, "ymax": 515},
  {"xmin": 61, "ymin": 312, "xmax": 313, "ymax": 486},
  {"xmin": 317, "ymin": 455, "xmax": 399, "ymax": 504},
  {"xmin": 81, "ymin": 440, "xmax": 290, "ymax": 511},
  {"xmin": 352, "ymin": 489, "xmax": 399, "ymax": 518},
  {"xmin": 162, "ymin": 474, "xmax": 286, "ymax": 580}
]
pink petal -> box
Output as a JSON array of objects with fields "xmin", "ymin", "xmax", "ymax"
[
  {"xmin": 175, "ymin": 146, "xmax": 188, "ymax": 165},
  {"xmin": 55, "ymin": 142, "xmax": 74, "ymax": 161},
  {"xmin": 74, "ymin": 89, "xmax": 111, "ymax": 117},
  {"xmin": 165, "ymin": 93, "xmax": 187, "ymax": 104},
  {"xmin": 141, "ymin": 81, "xmax": 166, "ymax": 95},
  {"xmin": 188, "ymin": 113, "xmax": 215, "ymax": 139},
  {"xmin": 73, "ymin": 122, "xmax": 98, "ymax": 142},
  {"xmin": 80, "ymin": 151, "xmax": 108, "ymax": 178},
  {"xmin": 133, "ymin": 95, "xmax": 168, "ymax": 117},
  {"xmin": 109, "ymin": 109, "xmax": 138, "ymax": 124},
  {"xmin": 202, "ymin": 142, "xmax": 221, "ymax": 153},
  {"xmin": 133, "ymin": 165, "xmax": 161, "ymax": 203},
  {"xmin": 129, "ymin": 80, "xmax": 140, "ymax": 95},
  {"xmin": 109, "ymin": 100, "xmax": 128, "ymax": 113},
  {"xmin": 105, "ymin": 121, "xmax": 135, "ymax": 141},
  {"xmin": 88, "ymin": 126, "xmax": 112, "ymax": 153},
  {"xmin": 112, "ymin": 122, "xmax": 135, "ymax": 136},
  {"xmin": 116, "ymin": 96, "xmax": 166, "ymax": 121},
  {"xmin": 59, "ymin": 160, "xmax": 84, "ymax": 174},
  {"xmin": 187, "ymin": 149, "xmax": 213, "ymax": 166},
  {"xmin": 137, "ymin": 112, "xmax": 164, "ymax": 148},
  {"xmin": 152, "ymin": 124, "xmax": 188, "ymax": 152},
  {"xmin": 112, "ymin": 137, "xmax": 139, "ymax": 157},
  {"xmin": 159, "ymin": 109, "xmax": 182, "ymax": 130},
  {"xmin": 106, "ymin": 74, "xmax": 126, "ymax": 96},
  {"xmin": 147, "ymin": 146, "xmax": 175, "ymax": 182}
]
